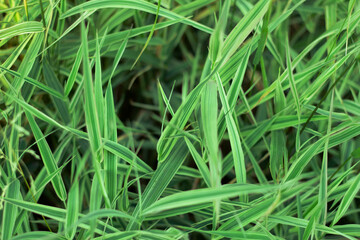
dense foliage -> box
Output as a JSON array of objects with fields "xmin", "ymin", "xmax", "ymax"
[{"xmin": 1, "ymin": 0, "xmax": 360, "ymax": 239}]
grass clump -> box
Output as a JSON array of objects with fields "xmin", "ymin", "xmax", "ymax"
[{"xmin": 1, "ymin": 0, "xmax": 360, "ymax": 239}]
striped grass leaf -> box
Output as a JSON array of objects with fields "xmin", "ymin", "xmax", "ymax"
[
  {"xmin": 201, "ymin": 79, "xmax": 220, "ymax": 226},
  {"xmin": 86, "ymin": 173, "xmax": 102, "ymax": 238},
  {"xmin": 94, "ymin": 32, "xmax": 105, "ymax": 135},
  {"xmin": 65, "ymin": 181, "xmax": 80, "ymax": 239},
  {"xmin": 11, "ymin": 33, "xmax": 44, "ymax": 93},
  {"xmin": 104, "ymin": 81, "xmax": 118, "ymax": 204},
  {"xmin": 156, "ymin": 79, "xmax": 207, "ymax": 161},
  {"xmin": 332, "ymin": 174, "xmax": 360, "ymax": 226},
  {"xmin": 244, "ymin": 117, "xmax": 275, "ymax": 149},
  {"xmin": 158, "ymin": 81, "xmax": 175, "ymax": 117},
  {"xmin": 0, "ymin": 66, "xmax": 63, "ymax": 99},
  {"xmin": 283, "ymin": 137, "xmax": 325, "ymax": 182},
  {"xmin": 252, "ymin": 2, "xmax": 271, "ymax": 67},
  {"xmin": 333, "ymin": 224, "xmax": 360, "ymax": 237},
  {"xmin": 42, "ymin": 59, "xmax": 71, "ymax": 124},
  {"xmin": 181, "ymin": 227, "xmax": 278, "ymax": 240},
  {"xmin": 1, "ymin": 179, "xmax": 21, "ymax": 240},
  {"xmin": 108, "ymin": 37, "xmax": 129, "ymax": 82},
  {"xmin": 64, "ymin": 43, "xmax": 82, "ymax": 96},
  {"xmin": 218, "ymin": 179, "xmax": 318, "ymax": 231},
  {"xmin": 270, "ymin": 78, "xmax": 287, "ymax": 180},
  {"xmin": 68, "ymin": 27, "xmax": 108, "ymax": 112},
  {"xmin": 318, "ymin": 92, "xmax": 337, "ymax": 226},
  {"xmin": 215, "ymin": 73, "xmax": 246, "ymax": 186},
  {"xmin": 184, "ymin": 137, "xmax": 211, "ymax": 187},
  {"xmin": 11, "ymin": 232, "xmax": 64, "ymax": 240},
  {"xmin": 128, "ymin": 140, "xmax": 189, "ymax": 230},
  {"xmin": 0, "ymin": 35, "xmax": 32, "ymax": 89},
  {"xmin": 0, "ymin": 22, "xmax": 43, "ymax": 40},
  {"xmin": 40, "ymin": 10, "xmax": 96, "ymax": 56},
  {"xmin": 285, "ymin": 36, "xmax": 301, "ymax": 152},
  {"xmin": 218, "ymin": 0, "xmax": 305, "ymax": 85},
  {"xmin": 73, "ymin": 209, "xmax": 136, "ymax": 238},
  {"xmin": 268, "ymin": 216, "xmax": 356, "ymax": 240},
  {"xmin": 173, "ymin": 0, "xmax": 216, "ymax": 16},
  {"xmin": 302, "ymin": 48, "xmax": 357, "ymax": 104},
  {"xmin": 302, "ymin": 207, "xmax": 320, "ymax": 240},
  {"xmin": 2, "ymin": 197, "xmax": 66, "ymax": 222},
  {"xmin": 221, "ymin": 0, "xmax": 270, "ymax": 63},
  {"xmin": 242, "ymin": 141, "xmax": 267, "ymax": 184},
  {"xmin": 270, "ymin": 129, "xmax": 285, "ymax": 181},
  {"xmin": 227, "ymin": 44, "xmax": 251, "ymax": 110},
  {"xmin": 1, "ymin": 197, "xmax": 128, "ymax": 235},
  {"xmin": 103, "ymin": 139, "xmax": 152, "ymax": 173},
  {"xmin": 27, "ymin": 158, "xmax": 69, "ymax": 201},
  {"xmin": 61, "ymin": 0, "xmax": 212, "ymax": 34},
  {"xmin": 3, "ymin": 90, "xmax": 152, "ymax": 174},
  {"xmin": 93, "ymin": 232, "xmax": 138, "ymax": 240},
  {"xmin": 131, "ymin": 0, "xmax": 161, "ymax": 69},
  {"xmin": 201, "ymin": 80, "xmax": 219, "ymax": 187},
  {"xmin": 0, "ymin": 3, "xmax": 36, "ymax": 14},
  {"xmin": 81, "ymin": 22, "xmax": 103, "ymax": 159},
  {"xmin": 209, "ymin": 0, "xmax": 230, "ymax": 63},
  {"xmin": 76, "ymin": 209, "xmax": 136, "ymax": 226},
  {"xmin": 145, "ymin": 203, "xmax": 211, "ymax": 221},
  {"xmin": 24, "ymin": 110, "xmax": 67, "ymax": 202},
  {"xmin": 156, "ymin": 51, "xmax": 225, "ymax": 163},
  {"xmin": 326, "ymin": 124, "xmax": 360, "ymax": 153},
  {"xmin": 208, "ymin": 198, "xmax": 275, "ymax": 231},
  {"xmin": 143, "ymin": 183, "xmax": 278, "ymax": 216},
  {"xmin": 60, "ymin": 19, "xmax": 182, "ymax": 59},
  {"xmin": 95, "ymin": 231, "xmax": 177, "ymax": 240},
  {"xmin": 80, "ymin": 21, "xmax": 111, "ymax": 208}
]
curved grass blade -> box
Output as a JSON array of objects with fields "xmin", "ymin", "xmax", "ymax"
[
  {"xmin": 61, "ymin": 0, "xmax": 212, "ymax": 34},
  {"xmin": 143, "ymin": 183, "xmax": 278, "ymax": 216},
  {"xmin": 0, "ymin": 22, "xmax": 43, "ymax": 40}
]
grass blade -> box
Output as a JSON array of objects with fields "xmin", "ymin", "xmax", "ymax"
[
  {"xmin": 24, "ymin": 111, "xmax": 67, "ymax": 202},
  {"xmin": 0, "ymin": 22, "xmax": 43, "ymax": 40}
]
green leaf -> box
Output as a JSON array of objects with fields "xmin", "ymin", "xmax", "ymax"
[
  {"xmin": 201, "ymin": 80, "xmax": 219, "ymax": 187},
  {"xmin": 332, "ymin": 174, "xmax": 360, "ymax": 225},
  {"xmin": 221, "ymin": 0, "xmax": 270, "ymax": 62},
  {"xmin": 0, "ymin": 22, "xmax": 43, "ymax": 40},
  {"xmin": 1, "ymin": 179, "xmax": 21, "ymax": 240},
  {"xmin": 143, "ymin": 183, "xmax": 278, "ymax": 216},
  {"xmin": 24, "ymin": 111, "xmax": 67, "ymax": 202},
  {"xmin": 104, "ymin": 81, "xmax": 118, "ymax": 204},
  {"xmin": 216, "ymin": 73, "xmax": 246, "ymax": 185},
  {"xmin": 81, "ymin": 21, "xmax": 111, "ymax": 209},
  {"xmin": 61, "ymin": 0, "xmax": 212, "ymax": 34},
  {"xmin": 42, "ymin": 59, "xmax": 71, "ymax": 124},
  {"xmin": 11, "ymin": 232, "xmax": 65, "ymax": 240},
  {"xmin": 65, "ymin": 181, "xmax": 80, "ymax": 239}
]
